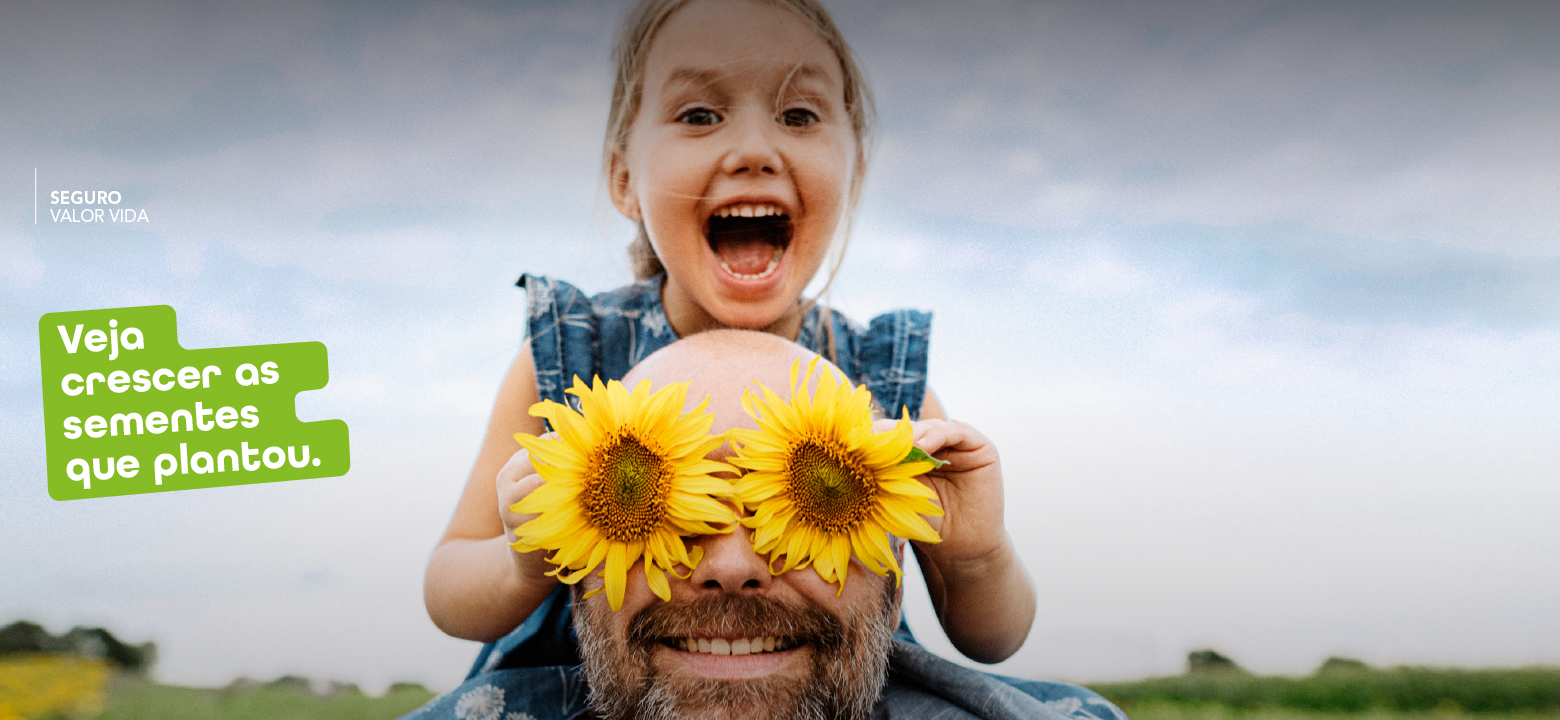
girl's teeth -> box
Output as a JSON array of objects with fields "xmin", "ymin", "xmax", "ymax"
[{"xmin": 714, "ymin": 203, "xmax": 783, "ymax": 218}]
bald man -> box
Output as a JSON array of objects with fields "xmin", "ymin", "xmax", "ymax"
[{"xmin": 405, "ymin": 330, "xmax": 1125, "ymax": 720}]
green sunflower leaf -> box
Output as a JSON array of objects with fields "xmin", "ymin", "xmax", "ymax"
[{"xmin": 900, "ymin": 446, "xmax": 949, "ymax": 468}]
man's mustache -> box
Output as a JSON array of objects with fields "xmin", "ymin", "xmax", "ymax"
[{"xmin": 626, "ymin": 593, "xmax": 845, "ymax": 653}]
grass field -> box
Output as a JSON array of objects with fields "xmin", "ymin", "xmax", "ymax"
[
  {"xmin": 1089, "ymin": 664, "xmax": 1560, "ymax": 720},
  {"xmin": 0, "ymin": 655, "xmax": 434, "ymax": 720},
  {"xmin": 91, "ymin": 680, "xmax": 436, "ymax": 720},
  {"xmin": 1124, "ymin": 703, "xmax": 1560, "ymax": 720},
  {"xmin": 9, "ymin": 647, "xmax": 1560, "ymax": 719}
]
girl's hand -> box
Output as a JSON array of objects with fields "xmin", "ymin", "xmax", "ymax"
[
  {"xmin": 874, "ymin": 418, "xmax": 1006, "ymax": 569},
  {"xmin": 878, "ymin": 416, "xmax": 1033, "ymax": 663},
  {"xmin": 495, "ymin": 447, "xmax": 562, "ymax": 585}
]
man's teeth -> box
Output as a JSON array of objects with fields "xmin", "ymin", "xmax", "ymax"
[
  {"xmin": 713, "ymin": 203, "xmax": 785, "ymax": 219},
  {"xmin": 716, "ymin": 244, "xmax": 783, "ymax": 279},
  {"xmin": 674, "ymin": 636, "xmax": 791, "ymax": 655}
]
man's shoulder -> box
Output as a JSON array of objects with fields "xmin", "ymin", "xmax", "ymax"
[
  {"xmin": 883, "ymin": 641, "xmax": 1129, "ymax": 720},
  {"xmin": 988, "ymin": 675, "xmax": 1130, "ymax": 720},
  {"xmin": 397, "ymin": 666, "xmax": 589, "ymax": 720}
]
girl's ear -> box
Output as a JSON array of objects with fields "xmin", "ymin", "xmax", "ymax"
[{"xmin": 608, "ymin": 150, "xmax": 641, "ymax": 222}]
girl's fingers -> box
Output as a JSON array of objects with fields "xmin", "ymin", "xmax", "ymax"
[
  {"xmin": 915, "ymin": 420, "xmax": 986, "ymax": 452},
  {"xmin": 500, "ymin": 472, "xmax": 545, "ymax": 507},
  {"xmin": 500, "ymin": 473, "xmax": 546, "ymax": 541},
  {"xmin": 869, "ymin": 418, "xmax": 994, "ymax": 473},
  {"xmin": 910, "ymin": 421, "xmax": 999, "ymax": 478},
  {"xmin": 496, "ymin": 448, "xmax": 537, "ymax": 485},
  {"xmin": 497, "ymin": 449, "xmax": 547, "ymax": 529}
]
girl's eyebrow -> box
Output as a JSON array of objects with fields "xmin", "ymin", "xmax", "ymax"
[
  {"xmin": 663, "ymin": 63, "xmax": 837, "ymax": 92},
  {"xmin": 776, "ymin": 63, "xmax": 836, "ymax": 97},
  {"xmin": 665, "ymin": 67, "xmax": 726, "ymax": 90}
]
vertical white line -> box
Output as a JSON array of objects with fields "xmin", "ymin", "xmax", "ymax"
[{"xmin": 34, "ymin": 168, "xmax": 39, "ymax": 224}]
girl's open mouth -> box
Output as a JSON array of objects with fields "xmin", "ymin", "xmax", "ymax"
[{"xmin": 706, "ymin": 203, "xmax": 792, "ymax": 280}]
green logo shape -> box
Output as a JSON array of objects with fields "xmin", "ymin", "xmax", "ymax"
[{"xmin": 38, "ymin": 305, "xmax": 350, "ymax": 500}]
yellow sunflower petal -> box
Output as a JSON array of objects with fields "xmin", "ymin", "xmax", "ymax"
[
  {"xmin": 510, "ymin": 374, "xmax": 743, "ymax": 610},
  {"xmin": 729, "ymin": 355, "xmax": 945, "ymax": 589},
  {"xmin": 645, "ymin": 562, "xmax": 671, "ymax": 602},
  {"xmin": 604, "ymin": 542, "xmax": 628, "ymax": 611}
]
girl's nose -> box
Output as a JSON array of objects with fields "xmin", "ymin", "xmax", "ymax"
[
  {"xmin": 721, "ymin": 114, "xmax": 784, "ymax": 177},
  {"xmin": 686, "ymin": 520, "xmax": 772, "ymax": 594}
]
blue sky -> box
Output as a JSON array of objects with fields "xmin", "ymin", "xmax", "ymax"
[{"xmin": 3, "ymin": 0, "xmax": 1558, "ymax": 692}]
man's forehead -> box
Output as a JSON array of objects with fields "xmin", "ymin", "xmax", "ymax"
[{"xmin": 622, "ymin": 330, "xmax": 843, "ymax": 433}]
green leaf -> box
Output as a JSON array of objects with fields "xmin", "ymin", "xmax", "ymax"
[{"xmin": 900, "ymin": 446, "xmax": 948, "ymax": 469}]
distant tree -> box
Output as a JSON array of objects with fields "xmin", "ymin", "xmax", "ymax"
[
  {"xmin": 1316, "ymin": 656, "xmax": 1370, "ymax": 674},
  {"xmin": 265, "ymin": 675, "xmax": 314, "ymax": 693},
  {"xmin": 1187, "ymin": 649, "xmax": 1244, "ymax": 674},
  {"xmin": 0, "ymin": 621, "xmax": 62, "ymax": 653},
  {"xmin": 0, "ymin": 620, "xmax": 156, "ymax": 672}
]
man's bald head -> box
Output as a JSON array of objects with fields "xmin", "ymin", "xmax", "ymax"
[{"xmin": 622, "ymin": 329, "xmax": 840, "ymax": 440}]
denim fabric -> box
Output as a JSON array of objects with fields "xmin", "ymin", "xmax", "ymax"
[
  {"xmin": 402, "ymin": 641, "xmax": 1126, "ymax": 720},
  {"xmin": 518, "ymin": 274, "xmax": 930, "ymax": 418}
]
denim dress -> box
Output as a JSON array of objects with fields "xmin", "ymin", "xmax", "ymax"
[{"xmin": 400, "ymin": 275, "xmax": 1126, "ymax": 720}]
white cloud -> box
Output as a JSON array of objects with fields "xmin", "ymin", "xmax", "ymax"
[
  {"xmin": 1025, "ymin": 247, "xmax": 1148, "ymax": 297},
  {"xmin": 843, "ymin": 0, "xmax": 1560, "ymax": 255},
  {"xmin": 0, "ymin": 234, "xmax": 45, "ymax": 288}
]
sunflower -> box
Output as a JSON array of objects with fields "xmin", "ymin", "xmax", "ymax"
[
  {"xmin": 727, "ymin": 357, "xmax": 943, "ymax": 593},
  {"xmin": 511, "ymin": 376, "xmax": 737, "ymax": 611}
]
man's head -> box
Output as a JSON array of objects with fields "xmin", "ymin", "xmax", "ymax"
[{"xmin": 573, "ymin": 330, "xmax": 900, "ymax": 720}]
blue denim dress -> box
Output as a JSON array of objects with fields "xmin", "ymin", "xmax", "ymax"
[{"xmin": 401, "ymin": 274, "xmax": 1125, "ymax": 720}]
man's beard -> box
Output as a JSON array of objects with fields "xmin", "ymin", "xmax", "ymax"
[{"xmin": 574, "ymin": 582, "xmax": 896, "ymax": 720}]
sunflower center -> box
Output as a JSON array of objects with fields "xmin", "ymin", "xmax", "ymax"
[
  {"xmin": 583, "ymin": 432, "xmax": 671, "ymax": 542},
  {"xmin": 786, "ymin": 439, "xmax": 876, "ymax": 532}
]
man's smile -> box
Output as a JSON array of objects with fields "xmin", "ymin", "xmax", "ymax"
[
  {"xmin": 664, "ymin": 634, "xmax": 798, "ymax": 655},
  {"xmin": 657, "ymin": 636, "xmax": 807, "ymax": 680}
]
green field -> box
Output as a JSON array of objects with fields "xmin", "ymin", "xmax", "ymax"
[
  {"xmin": 7, "ymin": 622, "xmax": 1560, "ymax": 720},
  {"xmin": 9, "ymin": 666, "xmax": 1560, "ymax": 720},
  {"xmin": 90, "ymin": 677, "xmax": 436, "ymax": 720},
  {"xmin": 1088, "ymin": 657, "xmax": 1560, "ymax": 720},
  {"xmin": 1124, "ymin": 704, "xmax": 1560, "ymax": 720}
]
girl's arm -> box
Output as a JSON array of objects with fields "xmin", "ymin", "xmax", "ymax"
[
  {"xmin": 423, "ymin": 347, "xmax": 558, "ymax": 642},
  {"xmin": 911, "ymin": 389, "xmax": 1037, "ymax": 663}
]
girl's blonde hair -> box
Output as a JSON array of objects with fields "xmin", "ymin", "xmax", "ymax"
[{"xmin": 605, "ymin": 0, "xmax": 876, "ymax": 285}]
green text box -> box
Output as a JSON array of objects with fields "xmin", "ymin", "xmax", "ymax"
[{"xmin": 38, "ymin": 305, "xmax": 350, "ymax": 500}]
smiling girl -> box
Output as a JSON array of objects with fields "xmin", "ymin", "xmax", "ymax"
[{"xmin": 423, "ymin": 0, "xmax": 1036, "ymax": 674}]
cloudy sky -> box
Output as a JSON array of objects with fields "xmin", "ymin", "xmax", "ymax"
[{"xmin": 3, "ymin": 0, "xmax": 1558, "ymax": 693}]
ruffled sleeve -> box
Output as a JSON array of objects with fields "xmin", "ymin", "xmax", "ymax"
[
  {"xmin": 799, "ymin": 305, "xmax": 933, "ymax": 420},
  {"xmin": 858, "ymin": 309, "xmax": 932, "ymax": 420},
  {"xmin": 518, "ymin": 274, "xmax": 598, "ymax": 406}
]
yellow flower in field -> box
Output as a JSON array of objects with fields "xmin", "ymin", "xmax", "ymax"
[
  {"xmin": 728, "ymin": 357, "xmax": 943, "ymax": 593},
  {"xmin": 513, "ymin": 376, "xmax": 737, "ymax": 611},
  {"xmin": 0, "ymin": 654, "xmax": 109, "ymax": 720}
]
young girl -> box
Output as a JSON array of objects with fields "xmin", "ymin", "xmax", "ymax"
[{"xmin": 423, "ymin": 0, "xmax": 1035, "ymax": 676}]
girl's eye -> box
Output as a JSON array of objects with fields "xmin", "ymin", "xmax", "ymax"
[
  {"xmin": 779, "ymin": 108, "xmax": 819, "ymax": 128},
  {"xmin": 678, "ymin": 108, "xmax": 721, "ymax": 126}
]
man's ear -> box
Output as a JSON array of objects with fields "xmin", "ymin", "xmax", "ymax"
[{"xmin": 607, "ymin": 149, "xmax": 641, "ymax": 222}]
